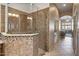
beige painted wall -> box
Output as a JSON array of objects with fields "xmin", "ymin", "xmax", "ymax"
[
  {"xmin": 73, "ymin": 4, "xmax": 79, "ymax": 56},
  {"xmin": 49, "ymin": 4, "xmax": 59, "ymax": 51}
]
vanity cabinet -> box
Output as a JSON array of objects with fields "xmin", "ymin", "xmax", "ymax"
[
  {"xmin": 2, "ymin": 33, "xmax": 39, "ymax": 56},
  {"xmin": 0, "ymin": 43, "xmax": 4, "ymax": 56}
]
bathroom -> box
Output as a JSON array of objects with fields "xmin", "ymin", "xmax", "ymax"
[
  {"xmin": 0, "ymin": 3, "xmax": 51, "ymax": 56},
  {"xmin": 0, "ymin": 3, "xmax": 63, "ymax": 56}
]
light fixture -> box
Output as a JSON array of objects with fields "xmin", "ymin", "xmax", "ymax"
[
  {"xmin": 8, "ymin": 13, "xmax": 19, "ymax": 17},
  {"xmin": 16, "ymin": 14, "xmax": 19, "ymax": 17},
  {"xmin": 27, "ymin": 16, "xmax": 32, "ymax": 20},
  {"xmin": 12, "ymin": 14, "xmax": 16, "ymax": 16},
  {"xmin": 63, "ymin": 4, "xmax": 66, "ymax": 7},
  {"xmin": 8, "ymin": 13, "xmax": 12, "ymax": 16}
]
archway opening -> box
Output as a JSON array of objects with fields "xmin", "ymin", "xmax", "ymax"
[
  {"xmin": 60, "ymin": 15, "xmax": 73, "ymax": 33},
  {"xmin": 57, "ymin": 15, "xmax": 74, "ymax": 55}
]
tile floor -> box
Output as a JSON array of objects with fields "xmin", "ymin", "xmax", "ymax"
[{"xmin": 44, "ymin": 33, "xmax": 74, "ymax": 56}]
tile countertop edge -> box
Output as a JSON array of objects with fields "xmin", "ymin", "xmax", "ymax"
[{"xmin": 1, "ymin": 33, "xmax": 39, "ymax": 36}]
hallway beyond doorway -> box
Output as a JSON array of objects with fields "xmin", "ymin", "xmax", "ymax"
[{"xmin": 44, "ymin": 33, "xmax": 74, "ymax": 56}]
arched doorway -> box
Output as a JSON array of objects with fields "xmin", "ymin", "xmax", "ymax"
[
  {"xmin": 45, "ymin": 3, "xmax": 74, "ymax": 56},
  {"xmin": 60, "ymin": 15, "xmax": 73, "ymax": 34},
  {"xmin": 54, "ymin": 15, "xmax": 74, "ymax": 56}
]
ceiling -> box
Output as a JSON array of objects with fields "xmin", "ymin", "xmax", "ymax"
[
  {"xmin": 55, "ymin": 3, "xmax": 73, "ymax": 12},
  {"xmin": 55, "ymin": 3, "xmax": 73, "ymax": 17},
  {"xmin": 1, "ymin": 3, "xmax": 73, "ymax": 15},
  {"xmin": 60, "ymin": 15, "xmax": 72, "ymax": 22},
  {"xmin": 4, "ymin": 3, "xmax": 49, "ymax": 13}
]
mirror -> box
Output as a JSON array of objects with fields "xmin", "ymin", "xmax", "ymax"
[
  {"xmin": 8, "ymin": 13, "xmax": 20, "ymax": 33},
  {"xmin": 7, "ymin": 3, "xmax": 33, "ymax": 34}
]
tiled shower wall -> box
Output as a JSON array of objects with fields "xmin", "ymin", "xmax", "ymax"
[
  {"xmin": 31, "ymin": 8, "xmax": 49, "ymax": 55},
  {"xmin": 7, "ymin": 7, "xmax": 49, "ymax": 55},
  {"xmin": 0, "ymin": 5, "xmax": 5, "ymax": 32}
]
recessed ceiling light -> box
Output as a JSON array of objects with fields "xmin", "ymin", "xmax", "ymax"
[
  {"xmin": 63, "ymin": 4, "xmax": 66, "ymax": 7},
  {"xmin": 12, "ymin": 14, "xmax": 16, "ymax": 16}
]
